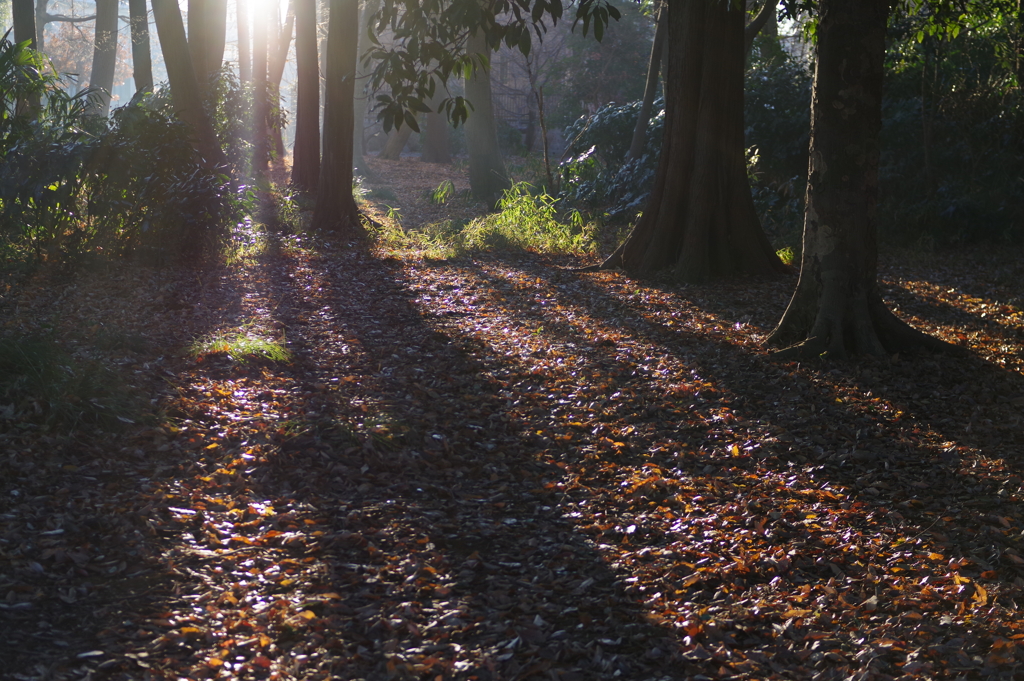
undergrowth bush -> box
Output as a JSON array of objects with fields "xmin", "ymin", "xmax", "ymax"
[
  {"xmin": 0, "ymin": 36, "xmax": 248, "ymax": 266},
  {"xmin": 371, "ymin": 182, "xmax": 596, "ymax": 258},
  {"xmin": 0, "ymin": 334, "xmax": 138, "ymax": 430}
]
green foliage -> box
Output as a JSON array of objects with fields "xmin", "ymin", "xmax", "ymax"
[
  {"xmin": 880, "ymin": 16, "xmax": 1024, "ymax": 245},
  {"xmin": 371, "ymin": 182, "xmax": 596, "ymax": 258},
  {"xmin": 429, "ymin": 179, "xmax": 455, "ymax": 205},
  {"xmin": 208, "ymin": 66, "xmax": 256, "ymax": 176},
  {"xmin": 0, "ymin": 334, "xmax": 138, "ymax": 430},
  {"xmin": 557, "ymin": 99, "xmax": 662, "ymax": 218}
]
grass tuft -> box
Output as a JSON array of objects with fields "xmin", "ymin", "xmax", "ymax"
[{"xmin": 189, "ymin": 325, "xmax": 292, "ymax": 364}]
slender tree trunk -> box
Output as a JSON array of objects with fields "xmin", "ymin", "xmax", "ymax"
[
  {"xmin": 188, "ymin": 0, "xmax": 210, "ymax": 88},
  {"xmin": 378, "ymin": 125, "xmax": 413, "ymax": 160},
  {"xmin": 268, "ymin": 0, "xmax": 294, "ymax": 162},
  {"xmin": 87, "ymin": 0, "xmax": 118, "ymax": 116},
  {"xmin": 743, "ymin": 0, "xmax": 774, "ymax": 57},
  {"xmin": 237, "ymin": 0, "xmax": 251, "ymax": 81},
  {"xmin": 767, "ymin": 0, "xmax": 948, "ymax": 358},
  {"xmin": 602, "ymin": 0, "xmax": 785, "ymax": 282},
  {"xmin": 253, "ymin": 0, "xmax": 269, "ymax": 173},
  {"xmin": 151, "ymin": 0, "xmax": 225, "ymax": 167},
  {"xmin": 464, "ymin": 31, "xmax": 509, "ymax": 205},
  {"xmin": 291, "ymin": 0, "xmax": 320, "ymax": 191},
  {"xmin": 626, "ymin": 0, "xmax": 666, "ymax": 162},
  {"xmin": 33, "ymin": 0, "xmax": 43, "ymax": 50},
  {"xmin": 128, "ymin": 0, "xmax": 153, "ymax": 93},
  {"xmin": 352, "ymin": 0, "xmax": 380, "ymax": 170},
  {"xmin": 207, "ymin": 0, "xmax": 227, "ymax": 78},
  {"xmin": 421, "ymin": 86, "xmax": 452, "ymax": 163},
  {"xmin": 311, "ymin": 0, "xmax": 360, "ymax": 232}
]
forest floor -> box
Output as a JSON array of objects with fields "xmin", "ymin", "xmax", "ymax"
[{"xmin": 3, "ymin": 159, "xmax": 1024, "ymax": 680}]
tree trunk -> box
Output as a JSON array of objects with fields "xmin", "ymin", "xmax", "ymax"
[
  {"xmin": 378, "ymin": 124, "xmax": 413, "ymax": 160},
  {"xmin": 12, "ymin": 0, "xmax": 35, "ymax": 48},
  {"xmin": 311, "ymin": 0, "xmax": 361, "ymax": 232},
  {"xmin": 602, "ymin": 0, "xmax": 785, "ymax": 283},
  {"xmin": 188, "ymin": 0, "xmax": 210, "ymax": 88},
  {"xmin": 421, "ymin": 87, "xmax": 452, "ymax": 163},
  {"xmin": 291, "ymin": 0, "xmax": 320, "ymax": 191},
  {"xmin": 151, "ymin": 0, "xmax": 225, "ymax": 167},
  {"xmin": 206, "ymin": 0, "xmax": 227, "ymax": 79},
  {"xmin": 743, "ymin": 0, "xmax": 774, "ymax": 58},
  {"xmin": 129, "ymin": 0, "xmax": 153, "ymax": 93},
  {"xmin": 237, "ymin": 0, "xmax": 251, "ymax": 81},
  {"xmin": 268, "ymin": 0, "xmax": 294, "ymax": 162},
  {"xmin": 33, "ymin": 0, "xmax": 44, "ymax": 50},
  {"xmin": 87, "ymin": 0, "xmax": 118, "ymax": 116},
  {"xmin": 766, "ymin": 0, "xmax": 947, "ymax": 359},
  {"xmin": 626, "ymin": 0, "xmax": 666, "ymax": 162},
  {"xmin": 253, "ymin": 0, "xmax": 269, "ymax": 173},
  {"xmin": 352, "ymin": 0, "xmax": 380, "ymax": 170},
  {"xmin": 464, "ymin": 31, "xmax": 509, "ymax": 205}
]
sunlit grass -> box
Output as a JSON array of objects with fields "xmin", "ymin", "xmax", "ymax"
[
  {"xmin": 776, "ymin": 246, "xmax": 796, "ymax": 266},
  {"xmin": 189, "ymin": 324, "xmax": 291, "ymax": 364},
  {"xmin": 223, "ymin": 217, "xmax": 269, "ymax": 265},
  {"xmin": 370, "ymin": 182, "xmax": 597, "ymax": 259}
]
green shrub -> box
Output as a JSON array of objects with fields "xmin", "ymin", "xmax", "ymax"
[{"xmin": 0, "ymin": 334, "xmax": 138, "ymax": 430}]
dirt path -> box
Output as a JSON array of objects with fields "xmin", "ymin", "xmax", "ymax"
[{"xmin": 3, "ymin": 207, "xmax": 1024, "ymax": 679}]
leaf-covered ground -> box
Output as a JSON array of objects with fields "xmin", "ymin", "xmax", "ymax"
[{"xmin": 3, "ymin": 182, "xmax": 1024, "ymax": 680}]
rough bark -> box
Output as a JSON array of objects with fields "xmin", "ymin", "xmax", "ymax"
[
  {"xmin": 291, "ymin": 0, "xmax": 320, "ymax": 192},
  {"xmin": 311, "ymin": 0, "xmax": 361, "ymax": 233},
  {"xmin": 421, "ymin": 87, "xmax": 452, "ymax": 163},
  {"xmin": 86, "ymin": 0, "xmax": 118, "ymax": 116},
  {"xmin": 237, "ymin": 0, "xmax": 251, "ymax": 81},
  {"xmin": 626, "ymin": 0, "xmax": 666, "ymax": 162},
  {"xmin": 128, "ymin": 0, "xmax": 154, "ymax": 93},
  {"xmin": 464, "ymin": 31, "xmax": 509, "ymax": 205},
  {"xmin": 602, "ymin": 0, "xmax": 786, "ymax": 283},
  {"xmin": 151, "ymin": 0, "xmax": 225, "ymax": 167},
  {"xmin": 766, "ymin": 0, "xmax": 949, "ymax": 359}
]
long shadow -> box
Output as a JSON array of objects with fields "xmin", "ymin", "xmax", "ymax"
[
  {"xmin": 0, "ymin": 255, "xmax": 255, "ymax": 678},
  {"xmin": 413, "ymin": 252, "xmax": 1024, "ymax": 678},
  {"xmin": 41, "ymin": 236, "xmax": 710, "ymax": 680}
]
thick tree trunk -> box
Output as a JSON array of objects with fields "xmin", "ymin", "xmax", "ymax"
[
  {"xmin": 378, "ymin": 125, "xmax": 413, "ymax": 160},
  {"xmin": 128, "ymin": 0, "xmax": 153, "ymax": 93},
  {"xmin": 253, "ymin": 0, "xmax": 269, "ymax": 173},
  {"xmin": 464, "ymin": 31, "xmax": 509, "ymax": 205},
  {"xmin": 766, "ymin": 0, "xmax": 947, "ymax": 359},
  {"xmin": 12, "ymin": 0, "xmax": 35, "ymax": 48},
  {"xmin": 603, "ymin": 0, "xmax": 785, "ymax": 283},
  {"xmin": 311, "ymin": 0, "xmax": 361, "ymax": 232},
  {"xmin": 626, "ymin": 0, "xmax": 666, "ymax": 162},
  {"xmin": 421, "ymin": 86, "xmax": 452, "ymax": 163},
  {"xmin": 151, "ymin": 0, "xmax": 225, "ymax": 167},
  {"xmin": 291, "ymin": 0, "xmax": 320, "ymax": 192},
  {"xmin": 237, "ymin": 0, "xmax": 251, "ymax": 81},
  {"xmin": 87, "ymin": 0, "xmax": 118, "ymax": 116}
]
